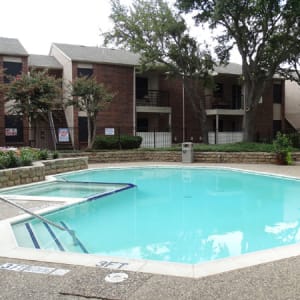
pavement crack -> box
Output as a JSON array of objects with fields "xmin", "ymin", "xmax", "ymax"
[{"xmin": 59, "ymin": 291, "xmax": 121, "ymax": 300}]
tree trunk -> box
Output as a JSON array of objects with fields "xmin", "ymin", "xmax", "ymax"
[
  {"xmin": 87, "ymin": 116, "xmax": 92, "ymax": 149},
  {"xmin": 242, "ymin": 78, "xmax": 266, "ymax": 142},
  {"xmin": 184, "ymin": 78, "xmax": 208, "ymax": 143},
  {"xmin": 243, "ymin": 109, "xmax": 256, "ymax": 142},
  {"xmin": 91, "ymin": 116, "xmax": 97, "ymax": 149}
]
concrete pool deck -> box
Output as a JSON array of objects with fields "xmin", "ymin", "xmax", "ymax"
[{"xmin": 1, "ymin": 162, "xmax": 300, "ymax": 299}]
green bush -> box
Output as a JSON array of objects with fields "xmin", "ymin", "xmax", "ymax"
[
  {"xmin": 93, "ymin": 135, "xmax": 142, "ymax": 150},
  {"xmin": 19, "ymin": 148, "xmax": 34, "ymax": 166},
  {"xmin": 38, "ymin": 149, "xmax": 49, "ymax": 160},
  {"xmin": 273, "ymin": 132, "xmax": 293, "ymax": 165},
  {"xmin": 52, "ymin": 151, "xmax": 59, "ymax": 159},
  {"xmin": 0, "ymin": 152, "xmax": 11, "ymax": 169},
  {"xmin": 0, "ymin": 151, "xmax": 21, "ymax": 169},
  {"xmin": 287, "ymin": 133, "xmax": 300, "ymax": 149},
  {"xmin": 121, "ymin": 135, "xmax": 142, "ymax": 149}
]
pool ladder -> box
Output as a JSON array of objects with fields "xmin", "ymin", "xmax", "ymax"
[{"xmin": 0, "ymin": 196, "xmax": 78, "ymax": 246}]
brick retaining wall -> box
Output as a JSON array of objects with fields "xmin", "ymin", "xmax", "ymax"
[
  {"xmin": 0, "ymin": 157, "xmax": 88, "ymax": 188},
  {"xmin": 61, "ymin": 151, "xmax": 300, "ymax": 164}
]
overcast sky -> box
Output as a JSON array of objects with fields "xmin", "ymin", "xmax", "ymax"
[{"xmin": 0, "ymin": 0, "xmax": 241, "ymax": 62}]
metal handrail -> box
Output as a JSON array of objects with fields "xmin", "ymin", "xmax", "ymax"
[
  {"xmin": 48, "ymin": 111, "xmax": 57, "ymax": 150},
  {"xmin": 0, "ymin": 196, "xmax": 77, "ymax": 245}
]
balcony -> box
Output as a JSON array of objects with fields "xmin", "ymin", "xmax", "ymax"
[
  {"xmin": 205, "ymin": 96, "xmax": 244, "ymax": 116},
  {"xmin": 206, "ymin": 97, "xmax": 243, "ymax": 110},
  {"xmin": 136, "ymin": 89, "xmax": 169, "ymax": 107}
]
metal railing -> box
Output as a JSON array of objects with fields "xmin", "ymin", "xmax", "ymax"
[
  {"xmin": 0, "ymin": 196, "xmax": 78, "ymax": 245},
  {"xmin": 136, "ymin": 89, "xmax": 170, "ymax": 106}
]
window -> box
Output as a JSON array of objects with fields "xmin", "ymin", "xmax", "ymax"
[
  {"xmin": 213, "ymin": 83, "xmax": 223, "ymax": 98},
  {"xmin": 5, "ymin": 115, "xmax": 23, "ymax": 143},
  {"xmin": 137, "ymin": 118, "xmax": 149, "ymax": 132},
  {"xmin": 232, "ymin": 85, "xmax": 242, "ymax": 109},
  {"xmin": 273, "ymin": 120, "xmax": 282, "ymax": 137},
  {"xmin": 78, "ymin": 117, "xmax": 88, "ymax": 142},
  {"xmin": 3, "ymin": 61, "xmax": 22, "ymax": 83},
  {"xmin": 136, "ymin": 77, "xmax": 148, "ymax": 99},
  {"xmin": 77, "ymin": 68, "xmax": 93, "ymax": 78},
  {"xmin": 273, "ymin": 84, "xmax": 282, "ymax": 104}
]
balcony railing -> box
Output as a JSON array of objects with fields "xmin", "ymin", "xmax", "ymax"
[
  {"xmin": 136, "ymin": 89, "xmax": 169, "ymax": 107},
  {"xmin": 206, "ymin": 97, "xmax": 244, "ymax": 110}
]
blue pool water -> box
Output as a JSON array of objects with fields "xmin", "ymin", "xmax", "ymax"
[
  {"xmin": 12, "ymin": 167, "xmax": 300, "ymax": 264},
  {"xmin": 0, "ymin": 181, "xmax": 130, "ymax": 199}
]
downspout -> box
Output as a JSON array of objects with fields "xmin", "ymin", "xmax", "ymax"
[{"xmin": 133, "ymin": 67, "xmax": 136, "ymax": 135}]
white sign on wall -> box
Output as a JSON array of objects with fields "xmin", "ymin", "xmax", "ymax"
[
  {"xmin": 105, "ymin": 128, "xmax": 115, "ymax": 136},
  {"xmin": 58, "ymin": 128, "xmax": 70, "ymax": 142},
  {"xmin": 5, "ymin": 128, "xmax": 17, "ymax": 136}
]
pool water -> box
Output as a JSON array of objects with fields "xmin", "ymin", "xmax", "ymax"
[
  {"xmin": 12, "ymin": 167, "xmax": 300, "ymax": 264},
  {"xmin": 0, "ymin": 181, "xmax": 130, "ymax": 199}
]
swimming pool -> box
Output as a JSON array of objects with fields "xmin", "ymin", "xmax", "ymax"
[
  {"xmin": 10, "ymin": 167, "xmax": 300, "ymax": 265},
  {"xmin": 0, "ymin": 181, "xmax": 133, "ymax": 201}
]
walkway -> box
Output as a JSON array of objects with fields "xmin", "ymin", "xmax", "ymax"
[{"xmin": 0, "ymin": 162, "xmax": 300, "ymax": 299}]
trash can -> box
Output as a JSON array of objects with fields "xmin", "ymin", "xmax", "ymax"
[{"xmin": 182, "ymin": 142, "xmax": 194, "ymax": 163}]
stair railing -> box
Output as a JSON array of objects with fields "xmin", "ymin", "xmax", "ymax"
[
  {"xmin": 48, "ymin": 111, "xmax": 57, "ymax": 151},
  {"xmin": 0, "ymin": 196, "xmax": 78, "ymax": 245}
]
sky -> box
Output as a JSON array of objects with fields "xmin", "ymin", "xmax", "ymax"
[{"xmin": 0, "ymin": 0, "xmax": 241, "ymax": 62}]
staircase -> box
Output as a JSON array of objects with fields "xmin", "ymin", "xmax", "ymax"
[
  {"xmin": 14, "ymin": 221, "xmax": 88, "ymax": 253},
  {"xmin": 50, "ymin": 110, "xmax": 73, "ymax": 150}
]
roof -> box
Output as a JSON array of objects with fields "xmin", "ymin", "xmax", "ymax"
[
  {"xmin": 0, "ymin": 37, "xmax": 28, "ymax": 56},
  {"xmin": 52, "ymin": 43, "xmax": 140, "ymax": 66},
  {"xmin": 28, "ymin": 54, "xmax": 62, "ymax": 69},
  {"xmin": 214, "ymin": 62, "xmax": 242, "ymax": 75}
]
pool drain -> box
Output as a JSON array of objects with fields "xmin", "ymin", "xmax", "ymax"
[{"xmin": 105, "ymin": 272, "xmax": 128, "ymax": 283}]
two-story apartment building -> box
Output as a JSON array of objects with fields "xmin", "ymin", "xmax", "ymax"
[
  {"xmin": 0, "ymin": 37, "xmax": 29, "ymax": 147},
  {"xmin": 0, "ymin": 37, "xmax": 286, "ymax": 149}
]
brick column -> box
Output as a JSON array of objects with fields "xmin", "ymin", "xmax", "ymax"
[
  {"xmin": 22, "ymin": 57, "xmax": 29, "ymax": 146},
  {"xmin": 0, "ymin": 56, "xmax": 5, "ymax": 146}
]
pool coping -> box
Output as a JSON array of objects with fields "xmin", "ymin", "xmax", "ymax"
[{"xmin": 1, "ymin": 163, "xmax": 300, "ymax": 278}]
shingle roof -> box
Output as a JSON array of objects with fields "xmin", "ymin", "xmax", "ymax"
[
  {"xmin": 52, "ymin": 43, "xmax": 140, "ymax": 66},
  {"xmin": 0, "ymin": 37, "xmax": 28, "ymax": 56},
  {"xmin": 28, "ymin": 54, "xmax": 62, "ymax": 69},
  {"xmin": 214, "ymin": 62, "xmax": 242, "ymax": 75}
]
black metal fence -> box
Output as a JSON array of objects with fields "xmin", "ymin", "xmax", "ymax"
[{"xmin": 2, "ymin": 125, "xmax": 299, "ymax": 149}]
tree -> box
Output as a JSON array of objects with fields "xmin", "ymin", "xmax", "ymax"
[
  {"xmin": 5, "ymin": 69, "xmax": 62, "ymax": 147},
  {"xmin": 105, "ymin": 0, "xmax": 214, "ymax": 143},
  {"xmin": 177, "ymin": 0, "xmax": 300, "ymax": 141},
  {"xmin": 70, "ymin": 77, "xmax": 114, "ymax": 149}
]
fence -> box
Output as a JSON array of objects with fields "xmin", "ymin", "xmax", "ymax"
[
  {"xmin": 136, "ymin": 131, "xmax": 172, "ymax": 148},
  {"xmin": 2, "ymin": 124, "xmax": 297, "ymax": 149},
  {"xmin": 208, "ymin": 132, "xmax": 244, "ymax": 144}
]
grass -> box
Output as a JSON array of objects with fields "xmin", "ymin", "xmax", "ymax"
[
  {"xmin": 59, "ymin": 142, "xmax": 300, "ymax": 153},
  {"xmin": 148, "ymin": 142, "xmax": 299, "ymax": 152}
]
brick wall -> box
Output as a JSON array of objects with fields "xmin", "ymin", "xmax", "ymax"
[
  {"xmin": 0, "ymin": 157, "xmax": 88, "ymax": 188},
  {"xmin": 94, "ymin": 63, "xmax": 134, "ymax": 132},
  {"xmin": 0, "ymin": 56, "xmax": 4, "ymax": 146},
  {"xmin": 60, "ymin": 151, "xmax": 300, "ymax": 164},
  {"xmin": 0, "ymin": 55, "xmax": 29, "ymax": 147}
]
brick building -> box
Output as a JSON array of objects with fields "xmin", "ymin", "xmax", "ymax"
[
  {"xmin": 0, "ymin": 37, "xmax": 286, "ymax": 149},
  {"xmin": 0, "ymin": 37, "xmax": 29, "ymax": 147}
]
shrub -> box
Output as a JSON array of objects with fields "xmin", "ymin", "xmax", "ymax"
[
  {"xmin": 19, "ymin": 148, "xmax": 34, "ymax": 166},
  {"xmin": 0, "ymin": 152, "xmax": 11, "ymax": 169},
  {"xmin": 0, "ymin": 151, "xmax": 21, "ymax": 169},
  {"xmin": 93, "ymin": 135, "xmax": 142, "ymax": 150},
  {"xmin": 52, "ymin": 151, "xmax": 59, "ymax": 159},
  {"xmin": 93, "ymin": 136, "xmax": 120, "ymax": 149},
  {"xmin": 273, "ymin": 132, "xmax": 293, "ymax": 165},
  {"xmin": 121, "ymin": 135, "xmax": 142, "ymax": 149},
  {"xmin": 38, "ymin": 149, "xmax": 49, "ymax": 160},
  {"xmin": 287, "ymin": 132, "xmax": 300, "ymax": 149}
]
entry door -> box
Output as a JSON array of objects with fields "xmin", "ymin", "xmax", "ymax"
[
  {"xmin": 232, "ymin": 85, "xmax": 242, "ymax": 109},
  {"xmin": 136, "ymin": 77, "xmax": 148, "ymax": 99}
]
